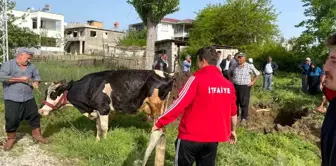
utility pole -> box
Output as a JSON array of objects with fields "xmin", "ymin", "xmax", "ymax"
[{"xmin": 0, "ymin": 0, "xmax": 9, "ymax": 63}]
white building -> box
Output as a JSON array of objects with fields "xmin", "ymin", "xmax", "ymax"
[
  {"xmin": 10, "ymin": 5, "xmax": 65, "ymax": 53},
  {"xmin": 129, "ymin": 18, "xmax": 193, "ymax": 42}
]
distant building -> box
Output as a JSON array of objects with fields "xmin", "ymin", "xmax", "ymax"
[
  {"xmin": 11, "ymin": 4, "xmax": 65, "ymax": 53},
  {"xmin": 64, "ymin": 20, "xmax": 126, "ymax": 55},
  {"xmin": 129, "ymin": 18, "xmax": 193, "ymax": 42}
]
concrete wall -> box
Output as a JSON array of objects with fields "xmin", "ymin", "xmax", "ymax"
[
  {"xmin": 156, "ymin": 23, "xmax": 174, "ymax": 41},
  {"xmin": 155, "ymin": 41, "xmax": 187, "ymax": 73},
  {"xmin": 83, "ymin": 28, "xmax": 126, "ymax": 55}
]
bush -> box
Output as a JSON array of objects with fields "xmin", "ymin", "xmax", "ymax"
[{"xmin": 118, "ymin": 29, "xmax": 147, "ymax": 47}]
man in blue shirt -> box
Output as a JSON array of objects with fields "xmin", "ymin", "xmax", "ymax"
[
  {"xmin": 183, "ymin": 55, "xmax": 191, "ymax": 72},
  {"xmin": 299, "ymin": 57, "xmax": 311, "ymax": 91},
  {"xmin": 0, "ymin": 48, "xmax": 48, "ymax": 151}
]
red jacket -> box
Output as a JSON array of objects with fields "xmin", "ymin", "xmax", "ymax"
[{"xmin": 155, "ymin": 66, "xmax": 237, "ymax": 142}]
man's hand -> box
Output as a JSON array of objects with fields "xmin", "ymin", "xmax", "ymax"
[
  {"xmin": 229, "ymin": 131, "xmax": 237, "ymax": 144},
  {"xmin": 151, "ymin": 125, "xmax": 160, "ymax": 132},
  {"xmin": 248, "ymin": 82, "xmax": 254, "ymax": 87},
  {"xmin": 32, "ymin": 81, "xmax": 39, "ymax": 89}
]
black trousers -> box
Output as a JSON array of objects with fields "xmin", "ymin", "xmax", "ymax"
[
  {"xmin": 222, "ymin": 70, "xmax": 229, "ymax": 80},
  {"xmin": 4, "ymin": 98, "xmax": 40, "ymax": 133},
  {"xmin": 234, "ymin": 84, "xmax": 251, "ymax": 120},
  {"xmin": 308, "ymin": 76, "xmax": 322, "ymax": 95},
  {"xmin": 174, "ymin": 139, "xmax": 218, "ymax": 166}
]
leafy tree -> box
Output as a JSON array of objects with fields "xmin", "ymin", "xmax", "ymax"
[
  {"xmin": 127, "ymin": 0, "xmax": 179, "ymax": 69},
  {"xmin": 294, "ymin": 0, "xmax": 336, "ymax": 64},
  {"xmin": 0, "ymin": 0, "xmax": 40, "ymax": 59},
  {"xmin": 188, "ymin": 0, "xmax": 279, "ymax": 49},
  {"xmin": 117, "ymin": 28, "xmax": 147, "ymax": 47}
]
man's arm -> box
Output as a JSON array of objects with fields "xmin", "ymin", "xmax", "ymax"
[
  {"xmin": 184, "ymin": 61, "xmax": 191, "ymax": 68},
  {"xmin": 31, "ymin": 65, "xmax": 41, "ymax": 88},
  {"xmin": 0, "ymin": 62, "xmax": 28, "ymax": 83},
  {"xmin": 273, "ymin": 62, "xmax": 279, "ymax": 71},
  {"xmin": 154, "ymin": 76, "xmax": 198, "ymax": 129},
  {"xmin": 230, "ymin": 85, "xmax": 237, "ymax": 144},
  {"xmin": 249, "ymin": 64, "xmax": 261, "ymax": 86}
]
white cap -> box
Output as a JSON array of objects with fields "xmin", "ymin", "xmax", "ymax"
[{"xmin": 306, "ymin": 57, "xmax": 311, "ymax": 61}]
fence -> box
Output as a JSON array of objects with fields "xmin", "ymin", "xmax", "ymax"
[{"xmin": 32, "ymin": 55, "xmax": 147, "ymax": 70}]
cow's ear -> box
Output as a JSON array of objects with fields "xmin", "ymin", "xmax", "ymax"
[
  {"xmin": 61, "ymin": 80, "xmax": 73, "ymax": 90},
  {"xmin": 60, "ymin": 79, "xmax": 67, "ymax": 85}
]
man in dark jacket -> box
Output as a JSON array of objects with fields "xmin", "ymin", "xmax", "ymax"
[
  {"xmin": 321, "ymin": 33, "xmax": 336, "ymax": 166},
  {"xmin": 261, "ymin": 57, "xmax": 278, "ymax": 90},
  {"xmin": 220, "ymin": 54, "xmax": 232, "ymax": 79}
]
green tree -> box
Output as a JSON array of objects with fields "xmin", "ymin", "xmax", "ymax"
[
  {"xmin": 0, "ymin": 1, "xmax": 40, "ymax": 59},
  {"xmin": 294, "ymin": 0, "xmax": 336, "ymax": 64},
  {"xmin": 117, "ymin": 28, "xmax": 147, "ymax": 47},
  {"xmin": 127, "ymin": 0, "xmax": 179, "ymax": 69},
  {"xmin": 188, "ymin": 0, "xmax": 279, "ymax": 49}
]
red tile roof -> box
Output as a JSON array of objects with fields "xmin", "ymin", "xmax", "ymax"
[{"xmin": 161, "ymin": 18, "xmax": 194, "ymax": 24}]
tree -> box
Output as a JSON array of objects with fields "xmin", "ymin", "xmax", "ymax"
[
  {"xmin": 188, "ymin": 0, "xmax": 279, "ymax": 50},
  {"xmin": 127, "ymin": 0, "xmax": 179, "ymax": 70},
  {"xmin": 0, "ymin": 1, "xmax": 40, "ymax": 59},
  {"xmin": 294, "ymin": 0, "xmax": 336, "ymax": 64}
]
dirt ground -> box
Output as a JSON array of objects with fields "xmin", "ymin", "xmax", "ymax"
[{"xmin": 245, "ymin": 108, "xmax": 323, "ymax": 144}]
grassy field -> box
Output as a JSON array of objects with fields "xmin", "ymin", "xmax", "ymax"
[{"xmin": 0, "ymin": 61, "xmax": 323, "ymax": 166}]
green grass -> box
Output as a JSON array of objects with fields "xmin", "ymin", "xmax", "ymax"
[{"xmin": 0, "ymin": 62, "xmax": 322, "ymax": 166}]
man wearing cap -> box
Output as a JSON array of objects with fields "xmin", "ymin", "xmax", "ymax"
[
  {"xmin": 0, "ymin": 47, "xmax": 48, "ymax": 151},
  {"xmin": 261, "ymin": 57, "xmax": 278, "ymax": 90},
  {"xmin": 152, "ymin": 46, "xmax": 237, "ymax": 166},
  {"xmin": 299, "ymin": 57, "xmax": 311, "ymax": 91},
  {"xmin": 229, "ymin": 52, "xmax": 260, "ymax": 124}
]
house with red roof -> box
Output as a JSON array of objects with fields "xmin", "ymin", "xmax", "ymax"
[{"xmin": 128, "ymin": 18, "xmax": 194, "ymax": 41}]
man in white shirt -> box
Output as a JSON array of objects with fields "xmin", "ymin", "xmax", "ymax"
[
  {"xmin": 220, "ymin": 54, "xmax": 232, "ymax": 79},
  {"xmin": 262, "ymin": 57, "xmax": 278, "ymax": 90}
]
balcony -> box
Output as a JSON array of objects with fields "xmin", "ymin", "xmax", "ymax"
[{"xmin": 66, "ymin": 36, "xmax": 86, "ymax": 41}]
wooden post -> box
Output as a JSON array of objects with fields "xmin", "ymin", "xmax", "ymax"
[{"xmin": 153, "ymin": 92, "xmax": 170, "ymax": 166}]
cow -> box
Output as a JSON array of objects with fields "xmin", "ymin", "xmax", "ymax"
[{"xmin": 38, "ymin": 69, "xmax": 174, "ymax": 141}]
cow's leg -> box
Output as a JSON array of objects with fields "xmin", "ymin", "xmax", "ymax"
[
  {"xmin": 99, "ymin": 114, "xmax": 109, "ymax": 139},
  {"xmin": 95, "ymin": 115, "xmax": 102, "ymax": 141},
  {"xmin": 83, "ymin": 110, "xmax": 99, "ymax": 121}
]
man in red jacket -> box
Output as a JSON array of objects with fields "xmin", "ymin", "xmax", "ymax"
[{"xmin": 152, "ymin": 46, "xmax": 238, "ymax": 166}]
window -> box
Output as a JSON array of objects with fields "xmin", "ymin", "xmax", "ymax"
[
  {"xmin": 90, "ymin": 31, "xmax": 97, "ymax": 37},
  {"xmin": 32, "ymin": 19, "xmax": 37, "ymax": 29}
]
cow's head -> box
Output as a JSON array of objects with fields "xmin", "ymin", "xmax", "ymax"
[{"xmin": 39, "ymin": 79, "xmax": 73, "ymax": 116}]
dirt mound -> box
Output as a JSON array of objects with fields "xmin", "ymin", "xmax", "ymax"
[
  {"xmin": 168, "ymin": 72, "xmax": 193, "ymax": 104},
  {"xmin": 245, "ymin": 108, "xmax": 323, "ymax": 143}
]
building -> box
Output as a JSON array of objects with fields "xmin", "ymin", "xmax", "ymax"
[
  {"xmin": 155, "ymin": 39, "xmax": 188, "ymax": 72},
  {"xmin": 11, "ymin": 4, "xmax": 65, "ymax": 53},
  {"xmin": 64, "ymin": 20, "xmax": 126, "ymax": 55},
  {"xmin": 129, "ymin": 18, "xmax": 193, "ymax": 42}
]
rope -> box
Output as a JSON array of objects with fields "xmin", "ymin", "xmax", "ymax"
[{"xmin": 33, "ymin": 87, "xmax": 84, "ymax": 136}]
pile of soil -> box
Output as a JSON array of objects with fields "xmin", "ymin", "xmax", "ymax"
[
  {"xmin": 245, "ymin": 107, "xmax": 323, "ymax": 143},
  {"xmin": 168, "ymin": 72, "xmax": 193, "ymax": 105}
]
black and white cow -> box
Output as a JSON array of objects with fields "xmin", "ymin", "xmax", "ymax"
[{"xmin": 39, "ymin": 69, "xmax": 174, "ymax": 140}]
